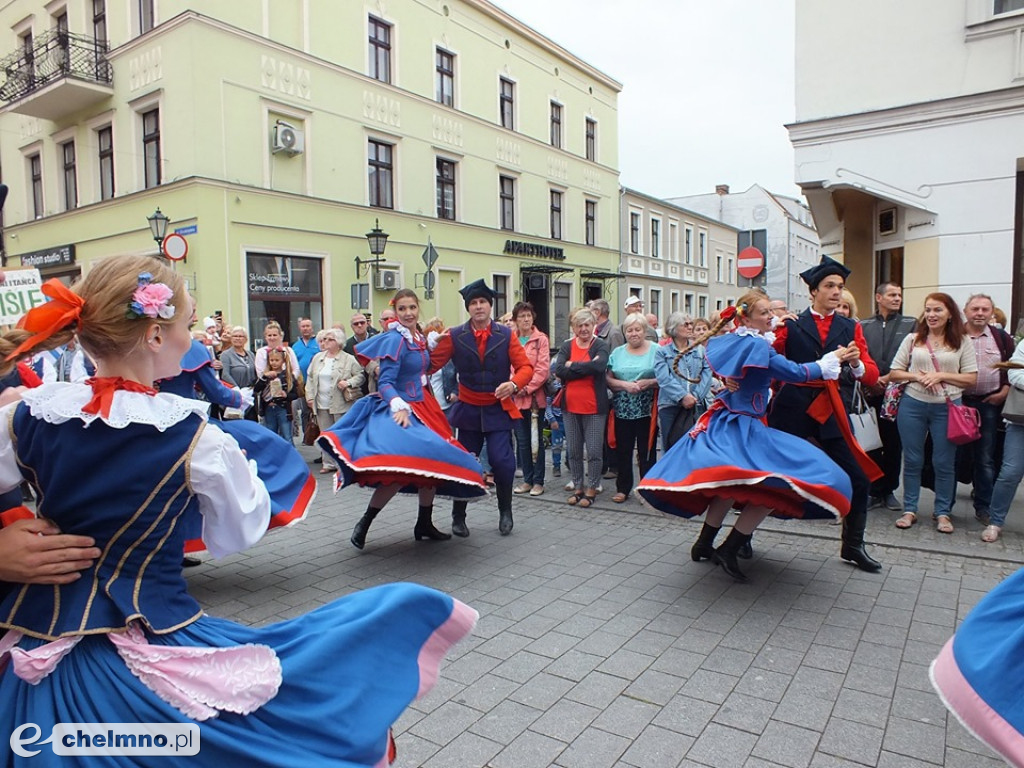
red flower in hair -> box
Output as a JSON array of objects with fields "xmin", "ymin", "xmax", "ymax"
[{"xmin": 720, "ymin": 306, "xmax": 737, "ymax": 322}]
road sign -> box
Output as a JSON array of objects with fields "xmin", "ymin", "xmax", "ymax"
[
  {"xmin": 421, "ymin": 241, "xmax": 438, "ymax": 270},
  {"xmin": 162, "ymin": 233, "xmax": 189, "ymax": 262},
  {"xmin": 423, "ymin": 270, "xmax": 436, "ymax": 291},
  {"xmin": 737, "ymin": 246, "xmax": 764, "ymax": 279}
]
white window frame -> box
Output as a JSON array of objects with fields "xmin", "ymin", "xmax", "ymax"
[
  {"xmin": 670, "ymin": 290, "xmax": 679, "ymax": 314},
  {"xmin": 21, "ymin": 141, "xmax": 44, "ymax": 221},
  {"xmin": 629, "ymin": 210, "xmax": 642, "ymax": 255},
  {"xmin": 668, "ymin": 221, "xmax": 679, "ymax": 262},
  {"xmin": 128, "ymin": 90, "xmax": 163, "ymax": 193},
  {"xmin": 367, "ymin": 13, "xmax": 396, "ymax": 85},
  {"xmin": 699, "ymin": 230, "xmax": 708, "ymax": 267},
  {"xmin": 498, "ymin": 169, "xmax": 519, "ymax": 232},
  {"xmin": 650, "ymin": 215, "xmax": 661, "ymax": 259},
  {"xmin": 435, "ymin": 152, "xmax": 460, "ymax": 222},
  {"xmin": 684, "ymin": 225, "xmax": 693, "ymax": 265},
  {"xmin": 434, "ymin": 43, "xmax": 457, "ymax": 108}
]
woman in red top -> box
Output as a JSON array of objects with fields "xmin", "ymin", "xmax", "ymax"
[{"xmin": 553, "ymin": 309, "xmax": 610, "ymax": 507}]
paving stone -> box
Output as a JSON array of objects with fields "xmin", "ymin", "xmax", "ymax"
[
  {"xmin": 421, "ymin": 731, "xmax": 502, "ymax": 767},
  {"xmin": 508, "ymin": 672, "xmax": 575, "ymax": 711},
  {"xmin": 468, "ymin": 698, "xmax": 543, "ymax": 744},
  {"xmin": 454, "ymin": 672, "xmax": 522, "ymax": 713},
  {"xmin": 530, "ymin": 698, "xmax": 601, "ymax": 742},
  {"xmin": 565, "ymin": 670, "xmax": 630, "ymax": 709},
  {"xmin": 881, "ymin": 715, "xmax": 947, "ymax": 765},
  {"xmin": 624, "ymin": 669, "xmax": 687, "ymax": 706},
  {"xmin": 409, "ymin": 700, "xmax": 482, "ymax": 745},
  {"xmin": 831, "ymin": 687, "xmax": 891, "ymax": 729},
  {"xmin": 556, "ymin": 726, "xmax": 631, "ymax": 768},
  {"xmin": 685, "ymin": 723, "xmax": 759, "ymax": 768},
  {"xmin": 591, "ymin": 694, "xmax": 661, "ymax": 739},
  {"xmin": 598, "ymin": 648, "xmax": 657, "ymax": 679},
  {"xmin": 713, "ymin": 691, "xmax": 777, "ymax": 734},
  {"xmin": 817, "ymin": 716, "xmax": 884, "ymax": 765},
  {"xmin": 620, "ymin": 724, "xmax": 693, "ymax": 768},
  {"xmin": 652, "ymin": 695, "xmax": 721, "ymax": 738},
  {"xmin": 734, "ymin": 667, "xmax": 793, "ymax": 703},
  {"xmin": 490, "ymin": 730, "xmax": 568, "ymax": 768},
  {"xmin": 679, "ymin": 668, "xmax": 740, "ymax": 705},
  {"xmin": 752, "ymin": 720, "xmax": 821, "ymax": 768}
]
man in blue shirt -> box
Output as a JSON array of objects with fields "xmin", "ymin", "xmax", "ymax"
[{"xmin": 292, "ymin": 317, "xmax": 320, "ymax": 435}]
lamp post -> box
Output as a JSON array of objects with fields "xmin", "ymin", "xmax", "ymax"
[
  {"xmin": 355, "ymin": 218, "xmax": 389, "ymax": 276},
  {"xmin": 354, "ymin": 219, "xmax": 390, "ymax": 318},
  {"xmin": 147, "ymin": 207, "xmax": 170, "ymax": 257}
]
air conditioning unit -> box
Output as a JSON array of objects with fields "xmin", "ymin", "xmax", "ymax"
[
  {"xmin": 375, "ymin": 267, "xmax": 400, "ymax": 290},
  {"xmin": 272, "ymin": 121, "xmax": 305, "ymax": 155},
  {"xmin": 525, "ymin": 273, "xmax": 548, "ymax": 291}
]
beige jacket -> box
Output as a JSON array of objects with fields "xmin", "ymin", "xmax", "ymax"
[{"xmin": 305, "ymin": 350, "xmax": 365, "ymax": 416}]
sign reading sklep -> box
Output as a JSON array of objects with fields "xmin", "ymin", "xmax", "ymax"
[
  {"xmin": 11, "ymin": 722, "xmax": 200, "ymax": 757},
  {"xmin": 0, "ymin": 268, "xmax": 44, "ymax": 326}
]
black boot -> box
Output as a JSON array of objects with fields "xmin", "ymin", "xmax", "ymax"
[
  {"xmin": 738, "ymin": 535, "xmax": 754, "ymax": 560},
  {"xmin": 451, "ymin": 501, "xmax": 470, "ymax": 538},
  {"xmin": 841, "ymin": 509, "xmax": 882, "ymax": 573},
  {"xmin": 414, "ymin": 505, "xmax": 451, "ymax": 541},
  {"xmin": 496, "ymin": 483, "xmax": 514, "ymax": 536},
  {"xmin": 713, "ymin": 528, "xmax": 752, "ymax": 582},
  {"xmin": 351, "ymin": 506, "xmax": 381, "ymax": 550},
  {"xmin": 691, "ymin": 523, "xmax": 720, "ymax": 562}
]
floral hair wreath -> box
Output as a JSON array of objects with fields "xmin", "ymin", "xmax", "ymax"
[{"xmin": 126, "ymin": 272, "xmax": 176, "ymax": 321}]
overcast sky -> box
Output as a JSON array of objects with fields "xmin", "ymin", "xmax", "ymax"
[{"xmin": 496, "ymin": 0, "xmax": 800, "ymax": 199}]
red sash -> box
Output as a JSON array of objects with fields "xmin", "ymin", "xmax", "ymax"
[
  {"xmin": 457, "ymin": 384, "xmax": 522, "ymax": 419},
  {"xmin": 797, "ymin": 380, "xmax": 883, "ymax": 483}
]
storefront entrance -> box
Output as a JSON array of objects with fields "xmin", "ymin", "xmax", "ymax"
[{"xmin": 246, "ymin": 253, "xmax": 323, "ymax": 347}]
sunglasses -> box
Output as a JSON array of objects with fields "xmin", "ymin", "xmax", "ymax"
[{"xmin": 352, "ymin": 320, "xmax": 366, "ymax": 326}]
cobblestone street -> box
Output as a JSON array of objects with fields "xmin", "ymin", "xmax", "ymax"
[{"xmin": 188, "ymin": 449, "xmax": 1021, "ymax": 768}]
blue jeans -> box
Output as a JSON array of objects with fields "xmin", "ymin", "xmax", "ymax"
[
  {"xmin": 514, "ymin": 412, "xmax": 546, "ymax": 487},
  {"xmin": 962, "ymin": 397, "xmax": 1004, "ymax": 514},
  {"xmin": 549, "ymin": 419, "xmax": 564, "ymax": 469},
  {"xmin": 897, "ymin": 394, "xmax": 957, "ymax": 517},
  {"xmin": 988, "ymin": 422, "xmax": 1024, "ymax": 527},
  {"xmin": 262, "ymin": 404, "xmax": 292, "ymax": 443}
]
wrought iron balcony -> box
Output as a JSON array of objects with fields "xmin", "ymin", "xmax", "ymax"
[{"xmin": 0, "ymin": 29, "xmax": 113, "ymax": 120}]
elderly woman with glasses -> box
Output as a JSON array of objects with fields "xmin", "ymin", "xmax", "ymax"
[
  {"xmin": 606, "ymin": 314, "xmax": 659, "ymax": 502},
  {"xmin": 554, "ymin": 308, "xmax": 611, "ymax": 508},
  {"xmin": 306, "ymin": 328, "xmax": 365, "ymax": 473},
  {"xmin": 655, "ymin": 312, "xmax": 712, "ymax": 452}
]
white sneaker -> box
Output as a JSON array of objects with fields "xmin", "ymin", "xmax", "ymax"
[{"xmin": 564, "ymin": 481, "xmax": 576, "ymax": 491}]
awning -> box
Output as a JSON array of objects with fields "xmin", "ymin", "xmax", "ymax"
[
  {"xmin": 579, "ymin": 270, "xmax": 621, "ymax": 280},
  {"xmin": 519, "ymin": 263, "xmax": 574, "ymax": 275},
  {"xmin": 821, "ymin": 180, "xmax": 936, "ymax": 215}
]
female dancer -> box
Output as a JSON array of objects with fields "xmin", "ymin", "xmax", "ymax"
[
  {"xmin": 638, "ymin": 290, "xmax": 855, "ymax": 582},
  {"xmin": 0, "ymin": 257, "xmax": 475, "ymax": 767},
  {"xmin": 318, "ymin": 288, "xmax": 486, "ymax": 550}
]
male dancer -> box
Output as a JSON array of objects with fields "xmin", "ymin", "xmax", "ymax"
[
  {"xmin": 769, "ymin": 256, "xmax": 884, "ymax": 573},
  {"xmin": 430, "ymin": 280, "xmax": 533, "ymax": 536}
]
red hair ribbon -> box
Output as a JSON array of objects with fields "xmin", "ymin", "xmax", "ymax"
[
  {"xmin": 5, "ymin": 279, "xmax": 84, "ymax": 362},
  {"xmin": 719, "ymin": 306, "xmax": 738, "ymax": 324}
]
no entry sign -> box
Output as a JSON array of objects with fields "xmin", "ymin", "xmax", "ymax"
[{"xmin": 737, "ymin": 247, "xmax": 764, "ymax": 279}]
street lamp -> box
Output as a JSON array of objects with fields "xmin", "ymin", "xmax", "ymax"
[
  {"xmin": 355, "ymin": 218, "xmax": 389, "ymax": 276},
  {"xmin": 147, "ymin": 207, "xmax": 170, "ymax": 249}
]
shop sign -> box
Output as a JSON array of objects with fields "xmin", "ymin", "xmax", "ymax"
[
  {"xmin": 502, "ymin": 240, "xmax": 565, "ymax": 261},
  {"xmin": 0, "ymin": 268, "xmax": 44, "ymax": 325},
  {"xmin": 19, "ymin": 244, "xmax": 75, "ymax": 269}
]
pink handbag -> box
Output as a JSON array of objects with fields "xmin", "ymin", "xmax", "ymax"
[{"xmin": 925, "ymin": 340, "xmax": 981, "ymax": 445}]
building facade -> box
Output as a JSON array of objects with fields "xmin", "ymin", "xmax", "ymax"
[
  {"xmin": 619, "ymin": 187, "xmax": 739, "ymax": 325},
  {"xmin": 669, "ymin": 184, "xmax": 820, "ymax": 313},
  {"xmin": 0, "ymin": 0, "xmax": 621, "ymax": 345},
  {"xmin": 789, "ymin": 0, "xmax": 1024, "ymax": 326}
]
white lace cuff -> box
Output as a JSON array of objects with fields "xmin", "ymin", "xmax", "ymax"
[
  {"xmin": 427, "ymin": 330, "xmax": 441, "ymax": 351},
  {"xmin": 239, "ymin": 387, "xmax": 255, "ymax": 409},
  {"xmin": 818, "ymin": 351, "xmax": 842, "ymax": 380},
  {"xmin": 849, "ymin": 361, "xmax": 865, "ymax": 379},
  {"xmin": 389, "ymin": 397, "xmax": 411, "ymax": 414}
]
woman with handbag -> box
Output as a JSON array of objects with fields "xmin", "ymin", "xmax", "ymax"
[
  {"xmin": 888, "ymin": 293, "xmax": 978, "ymax": 533},
  {"xmin": 305, "ymin": 328, "xmax": 364, "ymax": 474},
  {"xmin": 654, "ymin": 312, "xmax": 711, "ymax": 453}
]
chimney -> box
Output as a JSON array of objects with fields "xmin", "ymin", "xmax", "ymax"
[{"xmin": 715, "ymin": 184, "xmax": 730, "ymax": 196}]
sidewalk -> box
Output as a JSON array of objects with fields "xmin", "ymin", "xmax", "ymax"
[{"xmin": 187, "ymin": 447, "xmax": 1023, "ymax": 767}]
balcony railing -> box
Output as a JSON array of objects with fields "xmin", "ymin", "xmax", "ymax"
[{"xmin": 0, "ymin": 29, "xmax": 112, "ymax": 106}]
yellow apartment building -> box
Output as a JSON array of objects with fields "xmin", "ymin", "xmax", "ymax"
[{"xmin": 0, "ymin": 1, "xmax": 621, "ymax": 344}]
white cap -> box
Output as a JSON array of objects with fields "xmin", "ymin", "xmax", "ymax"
[
  {"xmin": 203, "ymin": 316, "xmax": 217, "ymax": 329},
  {"xmin": 623, "ymin": 295, "xmax": 642, "ymax": 309}
]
